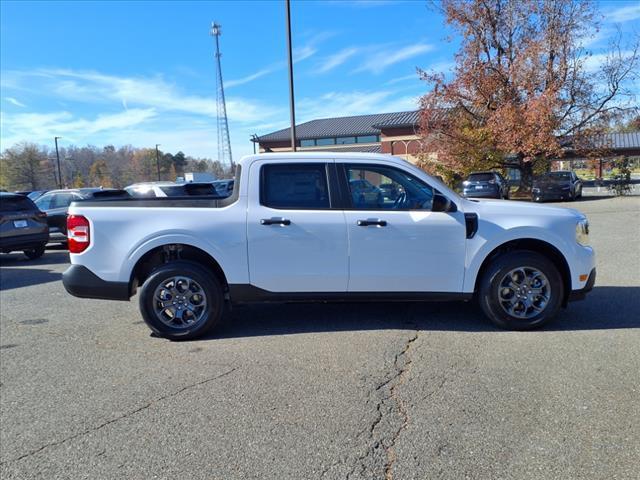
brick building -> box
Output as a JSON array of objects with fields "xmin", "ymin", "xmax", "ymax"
[
  {"xmin": 252, "ymin": 111, "xmax": 424, "ymax": 163},
  {"xmin": 253, "ymin": 111, "xmax": 640, "ymax": 178}
]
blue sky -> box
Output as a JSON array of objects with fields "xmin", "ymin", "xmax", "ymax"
[{"xmin": 1, "ymin": 0, "xmax": 639, "ymax": 160}]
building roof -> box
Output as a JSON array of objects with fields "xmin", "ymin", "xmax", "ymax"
[
  {"xmin": 562, "ymin": 131, "xmax": 640, "ymax": 152},
  {"xmin": 592, "ymin": 131, "xmax": 640, "ymax": 150},
  {"xmin": 372, "ymin": 111, "xmax": 420, "ymax": 128},
  {"xmin": 254, "ymin": 111, "xmax": 418, "ymax": 143},
  {"xmin": 300, "ymin": 144, "xmax": 381, "ymax": 153}
]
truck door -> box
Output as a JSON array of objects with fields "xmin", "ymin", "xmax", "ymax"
[
  {"xmin": 247, "ymin": 160, "xmax": 348, "ymax": 292},
  {"xmin": 339, "ymin": 162, "xmax": 466, "ymax": 293}
]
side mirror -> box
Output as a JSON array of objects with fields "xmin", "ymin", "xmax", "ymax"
[{"xmin": 432, "ymin": 193, "xmax": 457, "ymax": 213}]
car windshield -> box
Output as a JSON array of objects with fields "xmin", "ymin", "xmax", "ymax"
[
  {"xmin": 467, "ymin": 173, "xmax": 495, "ymax": 182},
  {"xmin": 547, "ymin": 172, "xmax": 571, "ymax": 180}
]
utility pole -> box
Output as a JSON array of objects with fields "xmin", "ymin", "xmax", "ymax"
[
  {"xmin": 54, "ymin": 136, "xmax": 62, "ymax": 189},
  {"xmin": 285, "ymin": 0, "xmax": 297, "ymax": 152},
  {"xmin": 155, "ymin": 144, "xmax": 161, "ymax": 181}
]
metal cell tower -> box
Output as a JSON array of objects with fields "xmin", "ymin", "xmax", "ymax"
[{"xmin": 210, "ymin": 22, "xmax": 233, "ymax": 166}]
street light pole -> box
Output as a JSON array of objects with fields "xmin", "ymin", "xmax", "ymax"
[
  {"xmin": 54, "ymin": 136, "xmax": 62, "ymax": 189},
  {"xmin": 155, "ymin": 144, "xmax": 161, "ymax": 181},
  {"xmin": 285, "ymin": 0, "xmax": 297, "ymax": 152}
]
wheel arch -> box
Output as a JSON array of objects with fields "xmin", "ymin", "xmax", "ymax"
[
  {"xmin": 129, "ymin": 243, "xmax": 229, "ymax": 297},
  {"xmin": 473, "ymin": 238, "xmax": 572, "ymax": 306}
]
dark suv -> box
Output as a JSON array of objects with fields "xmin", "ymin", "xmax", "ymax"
[
  {"xmin": 462, "ymin": 172, "xmax": 510, "ymax": 199},
  {"xmin": 0, "ymin": 193, "xmax": 49, "ymax": 259}
]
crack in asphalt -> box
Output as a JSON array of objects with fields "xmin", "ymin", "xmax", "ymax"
[
  {"xmin": 346, "ymin": 326, "xmax": 419, "ymax": 480},
  {"xmin": 1, "ymin": 367, "xmax": 238, "ymax": 465}
]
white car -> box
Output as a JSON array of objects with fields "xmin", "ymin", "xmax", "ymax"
[{"xmin": 63, "ymin": 153, "xmax": 595, "ymax": 340}]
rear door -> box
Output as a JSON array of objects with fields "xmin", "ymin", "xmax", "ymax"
[{"xmin": 246, "ymin": 160, "xmax": 348, "ymax": 292}]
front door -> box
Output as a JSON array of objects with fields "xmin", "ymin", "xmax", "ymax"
[
  {"xmin": 340, "ymin": 163, "xmax": 466, "ymax": 293},
  {"xmin": 247, "ymin": 160, "xmax": 348, "ymax": 292}
]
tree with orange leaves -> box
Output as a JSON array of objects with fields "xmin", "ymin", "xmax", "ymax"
[{"xmin": 418, "ymin": 0, "xmax": 639, "ymax": 188}]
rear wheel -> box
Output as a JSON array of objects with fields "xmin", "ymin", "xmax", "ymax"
[
  {"xmin": 478, "ymin": 250, "xmax": 563, "ymax": 330},
  {"xmin": 139, "ymin": 260, "xmax": 224, "ymax": 340},
  {"xmin": 24, "ymin": 244, "xmax": 46, "ymax": 260}
]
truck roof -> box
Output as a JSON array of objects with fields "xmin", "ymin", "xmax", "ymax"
[{"xmin": 238, "ymin": 152, "xmax": 409, "ymax": 168}]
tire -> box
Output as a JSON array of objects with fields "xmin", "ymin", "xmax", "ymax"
[
  {"xmin": 24, "ymin": 244, "xmax": 46, "ymax": 260},
  {"xmin": 478, "ymin": 250, "xmax": 564, "ymax": 330},
  {"xmin": 577, "ymin": 187, "xmax": 583, "ymax": 199},
  {"xmin": 139, "ymin": 260, "xmax": 225, "ymax": 340}
]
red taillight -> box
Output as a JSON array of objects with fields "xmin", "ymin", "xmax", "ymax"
[{"xmin": 67, "ymin": 215, "xmax": 90, "ymax": 253}]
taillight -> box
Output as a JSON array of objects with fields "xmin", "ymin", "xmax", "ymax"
[{"xmin": 67, "ymin": 215, "xmax": 90, "ymax": 253}]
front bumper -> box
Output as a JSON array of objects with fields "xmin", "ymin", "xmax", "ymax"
[
  {"xmin": 532, "ymin": 189, "xmax": 572, "ymax": 201},
  {"xmin": 568, "ymin": 268, "xmax": 596, "ymax": 302},
  {"xmin": 63, "ymin": 264, "xmax": 130, "ymax": 301}
]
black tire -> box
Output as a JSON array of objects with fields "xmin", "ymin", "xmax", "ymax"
[
  {"xmin": 24, "ymin": 244, "xmax": 46, "ymax": 260},
  {"xmin": 577, "ymin": 187, "xmax": 583, "ymax": 199},
  {"xmin": 139, "ymin": 260, "xmax": 225, "ymax": 340},
  {"xmin": 478, "ymin": 250, "xmax": 564, "ymax": 330}
]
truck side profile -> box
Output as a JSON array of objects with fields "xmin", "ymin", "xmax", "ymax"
[{"xmin": 63, "ymin": 153, "xmax": 596, "ymax": 340}]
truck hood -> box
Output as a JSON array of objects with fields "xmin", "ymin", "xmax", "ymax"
[{"xmin": 464, "ymin": 198, "xmax": 584, "ymax": 220}]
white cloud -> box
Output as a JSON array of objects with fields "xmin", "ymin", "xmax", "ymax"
[
  {"xmin": 0, "ymin": 68, "xmax": 285, "ymax": 158},
  {"xmin": 2, "ymin": 68, "xmax": 281, "ymax": 123},
  {"xmin": 605, "ymin": 4, "xmax": 640, "ymax": 23},
  {"xmin": 4, "ymin": 97, "xmax": 26, "ymax": 107},
  {"xmin": 316, "ymin": 47, "xmax": 360, "ymax": 73},
  {"xmin": 297, "ymin": 89, "xmax": 419, "ymax": 121},
  {"xmin": 226, "ymin": 67, "xmax": 276, "ymax": 88},
  {"xmin": 583, "ymin": 50, "xmax": 635, "ymax": 72},
  {"xmin": 355, "ymin": 43, "xmax": 435, "ymax": 74}
]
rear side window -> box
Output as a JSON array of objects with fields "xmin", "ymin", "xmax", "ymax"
[
  {"xmin": 261, "ymin": 163, "xmax": 330, "ymax": 209},
  {"xmin": 0, "ymin": 195, "xmax": 37, "ymax": 212}
]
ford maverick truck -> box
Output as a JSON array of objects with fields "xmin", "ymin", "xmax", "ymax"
[{"xmin": 63, "ymin": 153, "xmax": 595, "ymax": 340}]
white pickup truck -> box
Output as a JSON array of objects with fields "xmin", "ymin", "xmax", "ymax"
[{"xmin": 63, "ymin": 153, "xmax": 595, "ymax": 340}]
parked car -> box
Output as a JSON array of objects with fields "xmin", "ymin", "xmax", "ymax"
[
  {"xmin": 212, "ymin": 179, "xmax": 234, "ymax": 198},
  {"xmin": 463, "ymin": 171, "xmax": 510, "ymax": 199},
  {"xmin": 125, "ymin": 182, "xmax": 219, "ymax": 198},
  {"xmin": 0, "ymin": 192, "xmax": 49, "ymax": 259},
  {"xmin": 62, "ymin": 153, "xmax": 595, "ymax": 341},
  {"xmin": 532, "ymin": 171, "xmax": 583, "ymax": 202},
  {"xmin": 34, "ymin": 188, "xmax": 112, "ymax": 245}
]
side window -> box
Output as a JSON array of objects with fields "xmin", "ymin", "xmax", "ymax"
[
  {"xmin": 344, "ymin": 164, "xmax": 434, "ymax": 210},
  {"xmin": 50, "ymin": 193, "xmax": 73, "ymax": 209},
  {"xmin": 261, "ymin": 163, "xmax": 330, "ymax": 209},
  {"xmin": 34, "ymin": 194, "xmax": 53, "ymax": 211}
]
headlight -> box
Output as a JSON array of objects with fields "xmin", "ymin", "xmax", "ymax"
[{"xmin": 576, "ymin": 218, "xmax": 590, "ymax": 246}]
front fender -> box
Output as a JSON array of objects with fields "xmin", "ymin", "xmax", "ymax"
[{"xmin": 463, "ymin": 225, "xmax": 576, "ymax": 293}]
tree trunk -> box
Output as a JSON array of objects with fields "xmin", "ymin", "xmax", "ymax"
[{"xmin": 519, "ymin": 160, "xmax": 533, "ymax": 192}]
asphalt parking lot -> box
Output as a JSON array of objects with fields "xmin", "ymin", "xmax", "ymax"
[{"xmin": 1, "ymin": 196, "xmax": 639, "ymax": 479}]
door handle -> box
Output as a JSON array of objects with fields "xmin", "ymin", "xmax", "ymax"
[
  {"xmin": 261, "ymin": 217, "xmax": 291, "ymax": 226},
  {"xmin": 357, "ymin": 219, "xmax": 387, "ymax": 227}
]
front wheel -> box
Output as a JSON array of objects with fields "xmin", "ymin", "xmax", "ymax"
[
  {"xmin": 139, "ymin": 260, "xmax": 225, "ymax": 340},
  {"xmin": 478, "ymin": 251, "xmax": 564, "ymax": 330}
]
